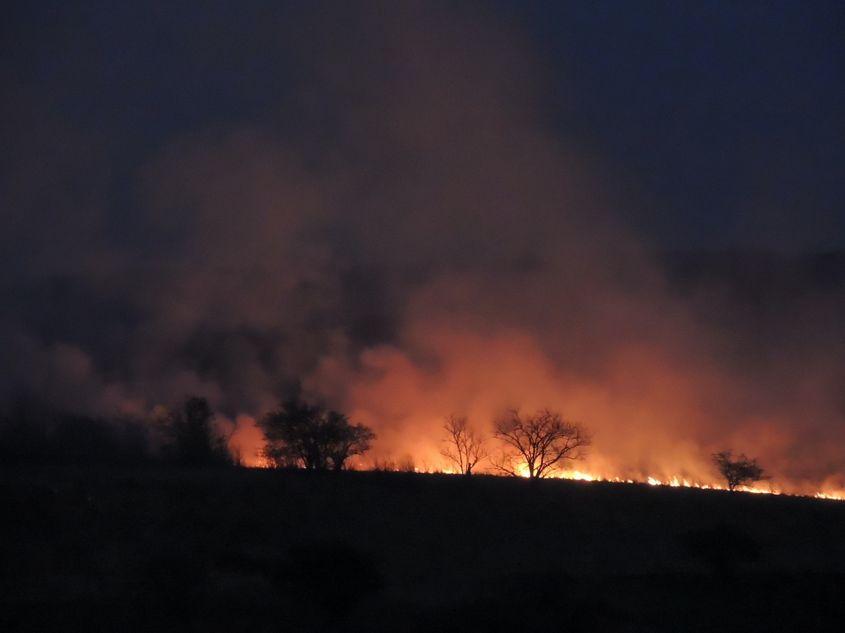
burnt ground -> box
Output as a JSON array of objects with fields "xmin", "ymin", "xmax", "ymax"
[{"xmin": 2, "ymin": 467, "xmax": 845, "ymax": 632}]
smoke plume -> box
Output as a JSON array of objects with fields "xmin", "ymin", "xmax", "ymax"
[{"xmin": 2, "ymin": 1, "xmax": 843, "ymax": 494}]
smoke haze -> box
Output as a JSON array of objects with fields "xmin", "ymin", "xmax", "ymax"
[{"xmin": 2, "ymin": 2, "xmax": 844, "ymax": 493}]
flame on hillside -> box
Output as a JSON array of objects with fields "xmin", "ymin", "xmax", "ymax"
[
  {"xmin": 229, "ymin": 419, "xmax": 845, "ymax": 502},
  {"xmin": 504, "ymin": 466, "xmax": 844, "ymax": 501}
]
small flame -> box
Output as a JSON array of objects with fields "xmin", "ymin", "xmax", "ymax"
[{"xmin": 483, "ymin": 463, "xmax": 844, "ymax": 501}]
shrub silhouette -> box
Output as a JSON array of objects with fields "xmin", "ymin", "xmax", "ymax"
[
  {"xmin": 165, "ymin": 396, "xmax": 232, "ymax": 467},
  {"xmin": 712, "ymin": 450, "xmax": 766, "ymax": 491},
  {"xmin": 260, "ymin": 398, "xmax": 375, "ymax": 470},
  {"xmin": 0, "ymin": 403, "xmax": 152, "ymax": 466}
]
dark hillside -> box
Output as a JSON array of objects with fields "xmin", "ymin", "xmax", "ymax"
[{"xmin": 2, "ymin": 468, "xmax": 844, "ymax": 632}]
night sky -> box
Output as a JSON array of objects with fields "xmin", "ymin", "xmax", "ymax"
[{"xmin": 4, "ymin": 1, "xmax": 843, "ymax": 252}]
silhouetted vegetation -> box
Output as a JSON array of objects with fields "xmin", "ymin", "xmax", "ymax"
[
  {"xmin": 163, "ymin": 396, "xmax": 233, "ymax": 467},
  {"xmin": 440, "ymin": 414, "xmax": 486, "ymax": 475},
  {"xmin": 713, "ymin": 450, "xmax": 767, "ymax": 491},
  {"xmin": 259, "ymin": 398, "xmax": 375, "ymax": 470},
  {"xmin": 492, "ymin": 408, "xmax": 590, "ymax": 479},
  {"xmin": 0, "ymin": 402, "xmax": 152, "ymax": 466},
  {"xmin": 396, "ymin": 453, "xmax": 416, "ymax": 472},
  {"xmin": 372, "ymin": 457, "xmax": 398, "ymax": 472}
]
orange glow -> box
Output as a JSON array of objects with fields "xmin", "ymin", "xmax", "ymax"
[
  {"xmin": 227, "ymin": 403, "xmax": 845, "ymax": 501},
  {"xmin": 296, "ymin": 316, "xmax": 845, "ymax": 503},
  {"xmin": 231, "ymin": 418, "xmax": 844, "ymax": 501},
  {"xmin": 212, "ymin": 312, "xmax": 845, "ymax": 504},
  {"xmin": 465, "ymin": 465, "xmax": 842, "ymax": 501},
  {"xmin": 226, "ymin": 414, "xmax": 270, "ymax": 468}
]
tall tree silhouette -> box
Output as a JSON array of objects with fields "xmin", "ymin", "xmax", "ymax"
[
  {"xmin": 260, "ymin": 399, "xmax": 374, "ymax": 470},
  {"xmin": 492, "ymin": 408, "xmax": 590, "ymax": 479},
  {"xmin": 168, "ymin": 396, "xmax": 232, "ymax": 466},
  {"xmin": 440, "ymin": 414, "xmax": 486, "ymax": 475}
]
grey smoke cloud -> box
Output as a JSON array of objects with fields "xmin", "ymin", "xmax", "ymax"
[{"xmin": 1, "ymin": 2, "xmax": 843, "ymax": 491}]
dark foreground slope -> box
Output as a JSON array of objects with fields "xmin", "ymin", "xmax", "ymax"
[{"xmin": 2, "ymin": 468, "xmax": 845, "ymax": 633}]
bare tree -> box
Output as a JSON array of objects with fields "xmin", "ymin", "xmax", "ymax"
[
  {"xmin": 492, "ymin": 408, "xmax": 590, "ymax": 479},
  {"xmin": 712, "ymin": 450, "xmax": 766, "ymax": 491},
  {"xmin": 440, "ymin": 414, "xmax": 486, "ymax": 475}
]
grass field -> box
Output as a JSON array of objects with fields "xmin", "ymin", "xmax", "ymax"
[{"xmin": 3, "ymin": 467, "xmax": 844, "ymax": 632}]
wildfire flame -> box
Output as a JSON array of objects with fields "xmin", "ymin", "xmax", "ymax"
[
  {"xmin": 251, "ymin": 455, "xmax": 845, "ymax": 501},
  {"xmin": 496, "ymin": 466, "xmax": 845, "ymax": 501},
  {"xmin": 387, "ymin": 459, "xmax": 845, "ymax": 501},
  {"xmin": 229, "ymin": 416, "xmax": 845, "ymax": 501},
  {"xmin": 550, "ymin": 470, "xmax": 844, "ymax": 501}
]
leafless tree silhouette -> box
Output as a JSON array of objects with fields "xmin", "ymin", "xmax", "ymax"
[
  {"xmin": 712, "ymin": 450, "xmax": 766, "ymax": 491},
  {"xmin": 440, "ymin": 415, "xmax": 486, "ymax": 475},
  {"xmin": 492, "ymin": 408, "xmax": 590, "ymax": 479}
]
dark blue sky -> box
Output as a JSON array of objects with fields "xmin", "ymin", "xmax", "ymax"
[
  {"xmin": 507, "ymin": 0, "xmax": 845, "ymax": 249},
  {"xmin": 3, "ymin": 0, "xmax": 844, "ymax": 251}
]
